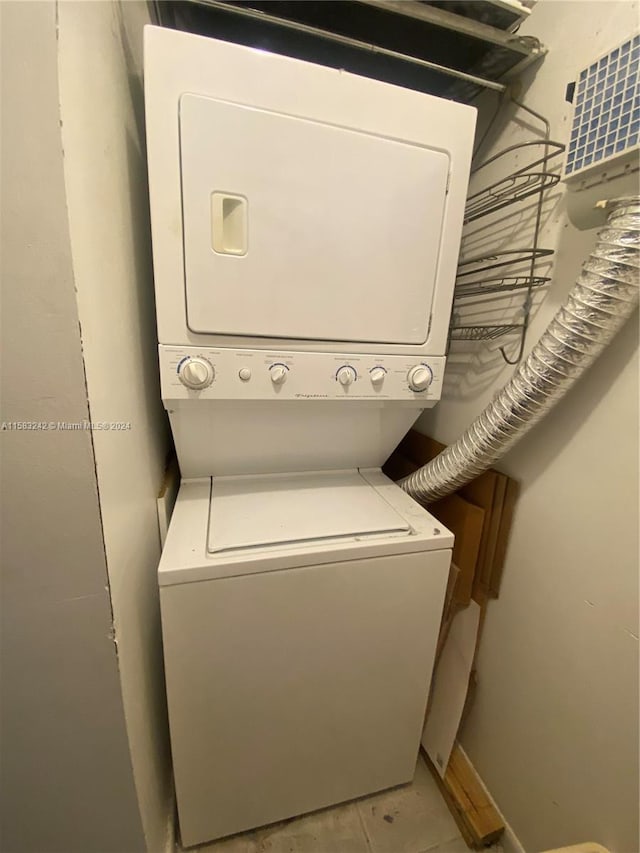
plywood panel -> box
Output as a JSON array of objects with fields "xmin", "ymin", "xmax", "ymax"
[{"xmin": 429, "ymin": 494, "xmax": 484, "ymax": 606}]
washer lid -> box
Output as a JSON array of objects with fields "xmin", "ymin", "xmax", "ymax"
[{"xmin": 207, "ymin": 470, "xmax": 410, "ymax": 555}]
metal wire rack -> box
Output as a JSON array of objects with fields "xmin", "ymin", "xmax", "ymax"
[
  {"xmin": 450, "ymin": 100, "xmax": 566, "ymax": 364},
  {"xmin": 456, "ymin": 248, "xmax": 555, "ymax": 278},
  {"xmin": 449, "ymin": 323, "xmax": 525, "ymax": 342},
  {"xmin": 464, "ymin": 140, "xmax": 565, "ymax": 224},
  {"xmin": 453, "ymin": 274, "xmax": 550, "ymax": 300}
]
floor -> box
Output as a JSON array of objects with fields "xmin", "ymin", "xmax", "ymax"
[{"xmin": 179, "ymin": 754, "xmax": 503, "ymax": 853}]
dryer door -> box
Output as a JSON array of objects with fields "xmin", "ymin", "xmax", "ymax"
[{"xmin": 179, "ymin": 94, "xmax": 450, "ymax": 345}]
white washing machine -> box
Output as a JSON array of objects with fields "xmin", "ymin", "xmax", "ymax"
[
  {"xmin": 159, "ymin": 470, "xmax": 453, "ymax": 845},
  {"xmin": 144, "ymin": 25, "xmax": 475, "ymax": 847}
]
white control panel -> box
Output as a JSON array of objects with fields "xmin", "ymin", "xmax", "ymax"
[{"xmin": 160, "ymin": 346, "xmax": 445, "ymax": 402}]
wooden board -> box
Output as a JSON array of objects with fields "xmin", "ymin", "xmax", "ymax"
[
  {"xmin": 381, "ymin": 451, "xmax": 417, "ymax": 482},
  {"xmin": 434, "ymin": 563, "xmax": 462, "ymax": 665},
  {"xmin": 483, "ymin": 473, "xmax": 507, "ymax": 593},
  {"xmin": 423, "ymin": 745, "xmax": 504, "ymax": 850},
  {"xmin": 397, "ymin": 430, "xmax": 445, "ymax": 467},
  {"xmin": 157, "ymin": 454, "xmax": 180, "ymax": 547},
  {"xmin": 467, "ymin": 472, "xmax": 506, "ymax": 602},
  {"xmin": 446, "ymin": 746, "xmax": 504, "ymax": 846},
  {"xmin": 489, "ymin": 476, "xmax": 520, "ymax": 597},
  {"xmin": 395, "ymin": 430, "xmax": 506, "ymax": 590},
  {"xmin": 389, "ymin": 429, "xmax": 519, "ymax": 601},
  {"xmin": 428, "ymin": 494, "xmax": 484, "ymax": 606},
  {"xmin": 460, "ymin": 471, "xmax": 498, "ymax": 589},
  {"xmin": 423, "ymin": 750, "xmax": 477, "ymax": 848}
]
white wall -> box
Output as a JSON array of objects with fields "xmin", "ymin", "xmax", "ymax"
[
  {"xmin": 418, "ymin": 2, "xmax": 639, "ymax": 851},
  {"xmin": 0, "ymin": 3, "xmax": 146, "ymax": 850},
  {"xmin": 57, "ymin": 3, "xmax": 173, "ymax": 851}
]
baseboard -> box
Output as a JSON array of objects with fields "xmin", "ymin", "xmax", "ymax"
[
  {"xmin": 501, "ymin": 821, "xmax": 527, "ymax": 853},
  {"xmin": 457, "ymin": 746, "xmax": 526, "ymax": 853},
  {"xmin": 164, "ymin": 789, "xmax": 177, "ymax": 853}
]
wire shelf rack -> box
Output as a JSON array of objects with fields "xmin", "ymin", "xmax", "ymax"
[
  {"xmin": 449, "ymin": 100, "xmax": 566, "ymax": 364},
  {"xmin": 456, "ymin": 248, "xmax": 555, "ymax": 279},
  {"xmin": 454, "ymin": 274, "xmax": 550, "ymax": 300},
  {"xmin": 464, "ymin": 140, "xmax": 565, "ymax": 224},
  {"xmin": 449, "ymin": 324, "xmax": 525, "ymax": 342}
]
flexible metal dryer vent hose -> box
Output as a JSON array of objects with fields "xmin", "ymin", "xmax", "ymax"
[{"xmin": 401, "ymin": 196, "xmax": 640, "ymax": 505}]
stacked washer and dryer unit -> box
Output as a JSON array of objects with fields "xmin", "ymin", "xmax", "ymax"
[{"xmin": 145, "ymin": 25, "xmax": 476, "ymax": 848}]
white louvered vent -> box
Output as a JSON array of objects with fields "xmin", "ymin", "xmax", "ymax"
[{"xmin": 564, "ymin": 34, "xmax": 639, "ymax": 181}]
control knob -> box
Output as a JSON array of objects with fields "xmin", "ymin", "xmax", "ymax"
[
  {"xmin": 270, "ymin": 365, "xmax": 288, "ymax": 385},
  {"xmin": 178, "ymin": 357, "xmax": 214, "ymax": 390},
  {"xmin": 370, "ymin": 367, "xmax": 386, "ymax": 386},
  {"xmin": 336, "ymin": 366, "xmax": 357, "ymax": 387},
  {"xmin": 407, "ymin": 364, "xmax": 433, "ymax": 392}
]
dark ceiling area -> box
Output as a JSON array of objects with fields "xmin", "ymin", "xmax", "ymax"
[{"xmin": 156, "ymin": 1, "xmax": 543, "ymax": 103}]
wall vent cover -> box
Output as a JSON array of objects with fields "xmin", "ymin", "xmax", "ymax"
[{"xmin": 564, "ymin": 34, "xmax": 639, "ymax": 181}]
